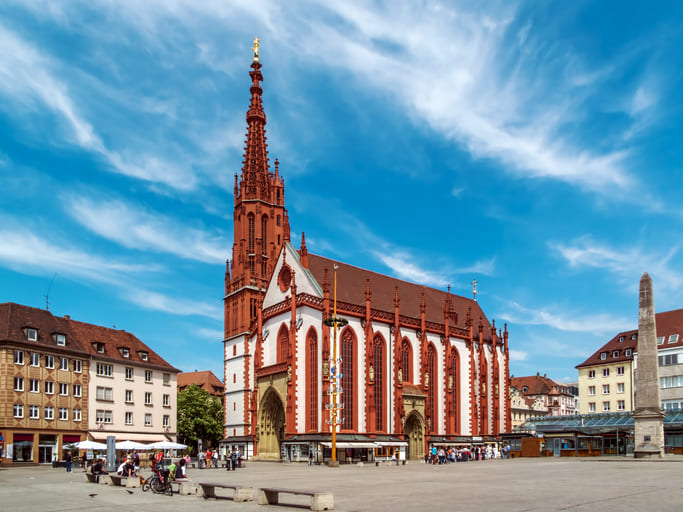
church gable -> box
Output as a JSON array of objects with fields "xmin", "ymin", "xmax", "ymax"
[{"xmin": 263, "ymin": 242, "xmax": 322, "ymax": 309}]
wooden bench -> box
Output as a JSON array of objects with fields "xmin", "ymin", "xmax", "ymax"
[
  {"xmin": 84, "ymin": 473, "xmax": 99, "ymax": 483},
  {"xmin": 199, "ymin": 482, "xmax": 253, "ymax": 502},
  {"xmin": 258, "ymin": 487, "xmax": 333, "ymax": 511}
]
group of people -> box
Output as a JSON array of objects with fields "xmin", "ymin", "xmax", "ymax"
[
  {"xmin": 197, "ymin": 448, "xmax": 219, "ymax": 469},
  {"xmin": 427, "ymin": 444, "xmax": 513, "ymax": 464}
]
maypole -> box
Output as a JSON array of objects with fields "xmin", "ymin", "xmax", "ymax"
[{"xmin": 324, "ymin": 264, "xmax": 348, "ymax": 466}]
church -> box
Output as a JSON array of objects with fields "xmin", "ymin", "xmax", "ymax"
[{"xmin": 221, "ymin": 41, "xmax": 511, "ymax": 463}]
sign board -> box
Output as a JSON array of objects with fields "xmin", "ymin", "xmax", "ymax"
[{"xmin": 106, "ymin": 436, "xmax": 116, "ymax": 472}]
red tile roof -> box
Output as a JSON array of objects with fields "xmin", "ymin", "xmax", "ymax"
[
  {"xmin": 178, "ymin": 370, "xmax": 224, "ymax": 395},
  {"xmin": 306, "ymin": 253, "xmax": 493, "ymax": 340},
  {"xmin": 0, "ymin": 302, "xmax": 178, "ymax": 371},
  {"xmin": 576, "ymin": 308, "xmax": 683, "ymax": 368},
  {"xmin": 511, "ymin": 374, "xmax": 570, "ymax": 397}
]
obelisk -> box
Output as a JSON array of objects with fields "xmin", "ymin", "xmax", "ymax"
[{"xmin": 632, "ymin": 272, "xmax": 665, "ymax": 458}]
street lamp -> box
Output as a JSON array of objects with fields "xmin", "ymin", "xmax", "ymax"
[{"xmin": 323, "ymin": 264, "xmax": 348, "ymax": 466}]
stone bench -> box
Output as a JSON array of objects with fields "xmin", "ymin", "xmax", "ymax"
[
  {"xmin": 171, "ymin": 479, "xmax": 200, "ymax": 496},
  {"xmin": 258, "ymin": 487, "xmax": 333, "ymax": 511},
  {"xmin": 100, "ymin": 475, "xmax": 124, "ymax": 486},
  {"xmin": 84, "ymin": 473, "xmax": 99, "ymax": 483},
  {"xmin": 199, "ymin": 482, "xmax": 253, "ymax": 502}
]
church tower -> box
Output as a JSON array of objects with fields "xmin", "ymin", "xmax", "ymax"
[{"xmin": 225, "ymin": 39, "xmax": 290, "ymax": 339}]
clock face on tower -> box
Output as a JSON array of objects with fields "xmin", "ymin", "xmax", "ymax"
[{"xmin": 278, "ymin": 264, "xmax": 292, "ymax": 292}]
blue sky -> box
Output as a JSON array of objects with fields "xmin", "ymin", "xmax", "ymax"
[{"xmin": 1, "ymin": 1, "xmax": 682, "ymax": 384}]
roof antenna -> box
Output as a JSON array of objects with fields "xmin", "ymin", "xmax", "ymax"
[{"xmin": 45, "ymin": 273, "xmax": 57, "ymax": 311}]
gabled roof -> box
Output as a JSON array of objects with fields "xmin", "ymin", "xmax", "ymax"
[
  {"xmin": 576, "ymin": 308, "xmax": 683, "ymax": 369},
  {"xmin": 0, "ymin": 302, "xmax": 178, "ymax": 371},
  {"xmin": 178, "ymin": 370, "xmax": 224, "ymax": 395},
  {"xmin": 306, "ymin": 253, "xmax": 493, "ymax": 340},
  {"xmin": 511, "ymin": 374, "xmax": 570, "ymax": 397}
]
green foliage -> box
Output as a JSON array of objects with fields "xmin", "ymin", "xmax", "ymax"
[{"xmin": 177, "ymin": 384, "xmax": 224, "ymax": 451}]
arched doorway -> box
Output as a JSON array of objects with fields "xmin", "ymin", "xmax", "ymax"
[
  {"xmin": 257, "ymin": 388, "xmax": 286, "ymax": 460},
  {"xmin": 404, "ymin": 412, "xmax": 425, "ymax": 461}
]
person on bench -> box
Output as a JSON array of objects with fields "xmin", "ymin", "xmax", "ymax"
[
  {"xmin": 176, "ymin": 458, "xmax": 187, "ymax": 479},
  {"xmin": 92, "ymin": 459, "xmax": 108, "ymax": 475}
]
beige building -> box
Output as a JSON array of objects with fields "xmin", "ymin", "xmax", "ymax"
[
  {"xmin": 576, "ymin": 308, "xmax": 683, "ymax": 415},
  {"xmin": 509, "ymin": 385, "xmax": 548, "ymax": 430},
  {"xmin": 1, "ymin": 303, "xmax": 179, "ymax": 465}
]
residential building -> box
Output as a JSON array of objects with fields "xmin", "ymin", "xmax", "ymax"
[
  {"xmin": 510, "ymin": 374, "xmax": 577, "ymax": 417},
  {"xmin": 222, "ymin": 48, "xmax": 511, "ymax": 463},
  {"xmin": 509, "ymin": 385, "xmax": 548, "ymax": 430},
  {"xmin": 1, "ymin": 303, "xmax": 90, "ymax": 464},
  {"xmin": 576, "ymin": 309, "xmax": 683, "ymax": 415},
  {"xmin": 1, "ymin": 303, "xmax": 179, "ymax": 464},
  {"xmin": 178, "ymin": 370, "xmax": 225, "ymax": 402}
]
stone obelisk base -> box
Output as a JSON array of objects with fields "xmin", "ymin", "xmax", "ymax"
[{"xmin": 633, "ymin": 408, "xmax": 665, "ymax": 458}]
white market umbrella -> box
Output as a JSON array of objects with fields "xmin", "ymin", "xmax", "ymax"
[
  {"xmin": 115, "ymin": 440, "xmax": 149, "ymax": 450},
  {"xmin": 147, "ymin": 441, "xmax": 188, "ymax": 450},
  {"xmin": 72, "ymin": 440, "xmax": 107, "ymax": 450}
]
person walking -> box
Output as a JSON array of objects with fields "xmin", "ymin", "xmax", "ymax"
[
  {"xmin": 65, "ymin": 451, "xmax": 72, "ymax": 472},
  {"xmin": 212, "ymin": 449, "xmax": 219, "ymax": 469}
]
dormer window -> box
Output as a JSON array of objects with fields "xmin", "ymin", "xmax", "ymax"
[
  {"xmin": 600, "ymin": 352, "xmax": 607, "ymax": 360},
  {"xmin": 657, "ymin": 336, "xmax": 665, "ymax": 345},
  {"xmin": 121, "ymin": 348, "xmax": 130, "ymax": 358},
  {"xmin": 26, "ymin": 328, "xmax": 38, "ymax": 341},
  {"xmin": 54, "ymin": 334, "xmax": 66, "ymax": 346},
  {"xmin": 631, "ymin": 333, "xmax": 637, "ymax": 340},
  {"xmin": 669, "ymin": 334, "xmax": 679, "ymax": 344},
  {"xmin": 612, "ymin": 350, "xmax": 620, "ymax": 358},
  {"xmin": 619, "ymin": 336, "xmax": 624, "ymax": 342},
  {"xmin": 522, "ymin": 386, "xmax": 528, "ymax": 393},
  {"xmin": 92, "ymin": 342, "xmax": 105, "ymax": 353},
  {"xmin": 625, "ymin": 349, "xmax": 633, "ymax": 357},
  {"xmin": 140, "ymin": 352, "xmax": 149, "ymax": 361}
]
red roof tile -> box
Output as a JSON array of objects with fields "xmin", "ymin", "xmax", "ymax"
[
  {"xmin": 576, "ymin": 308, "xmax": 683, "ymax": 368},
  {"xmin": 306, "ymin": 253, "xmax": 493, "ymax": 340},
  {"xmin": 178, "ymin": 370, "xmax": 224, "ymax": 395},
  {"xmin": 0, "ymin": 302, "xmax": 178, "ymax": 371}
]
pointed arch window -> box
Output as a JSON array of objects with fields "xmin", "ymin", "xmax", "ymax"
[
  {"xmin": 277, "ymin": 325, "xmax": 289, "ymax": 363},
  {"xmin": 306, "ymin": 329, "xmax": 318, "ymax": 431},
  {"xmin": 341, "ymin": 328, "xmax": 355, "ymax": 431},
  {"xmin": 427, "ymin": 344, "xmax": 437, "ymax": 433},
  {"xmin": 401, "ymin": 339, "xmax": 412, "ymax": 383},
  {"xmin": 373, "ymin": 334, "xmax": 385, "ymax": 432},
  {"xmin": 262, "ymin": 215, "xmax": 268, "ymax": 251},
  {"xmin": 450, "ymin": 348, "xmax": 459, "ymax": 433},
  {"xmin": 248, "ymin": 213, "xmax": 255, "ymax": 253}
]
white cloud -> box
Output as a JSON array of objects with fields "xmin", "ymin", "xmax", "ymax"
[
  {"xmin": 0, "ymin": 228, "xmax": 153, "ymax": 284},
  {"xmin": 126, "ymin": 288, "xmax": 221, "ymax": 319},
  {"xmin": 509, "ymin": 349, "xmax": 528, "ymax": 362},
  {"xmin": 65, "ymin": 195, "xmax": 230, "ymax": 263},
  {"xmin": 501, "ymin": 300, "xmax": 629, "ymax": 334},
  {"xmin": 552, "ymin": 237, "xmax": 683, "ymax": 293},
  {"xmin": 374, "ymin": 253, "xmax": 449, "ymax": 288},
  {"xmin": 0, "ymin": 23, "xmax": 197, "ymax": 191}
]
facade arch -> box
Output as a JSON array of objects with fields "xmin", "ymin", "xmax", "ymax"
[
  {"xmin": 340, "ymin": 326, "xmax": 357, "ymax": 431},
  {"xmin": 448, "ymin": 346, "xmax": 460, "ymax": 434},
  {"xmin": 277, "ymin": 324, "xmax": 289, "ymax": 363},
  {"xmin": 403, "ymin": 410, "xmax": 425, "ymax": 461},
  {"xmin": 426, "ymin": 343, "xmax": 437, "ymax": 434},
  {"xmin": 401, "ymin": 337, "xmax": 412, "ymax": 384},
  {"xmin": 305, "ymin": 327, "xmax": 318, "ymax": 431},
  {"xmin": 257, "ymin": 386, "xmax": 286, "ymax": 460},
  {"xmin": 372, "ymin": 332, "xmax": 386, "ymax": 432}
]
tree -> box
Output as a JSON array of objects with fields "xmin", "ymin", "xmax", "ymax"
[{"xmin": 177, "ymin": 384, "xmax": 224, "ymax": 452}]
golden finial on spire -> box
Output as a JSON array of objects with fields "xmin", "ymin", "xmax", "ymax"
[{"xmin": 252, "ymin": 37, "xmax": 260, "ymax": 62}]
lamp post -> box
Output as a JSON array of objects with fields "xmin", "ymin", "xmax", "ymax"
[{"xmin": 324, "ymin": 264, "xmax": 348, "ymax": 466}]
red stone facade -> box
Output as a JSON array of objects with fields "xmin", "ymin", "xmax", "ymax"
[{"xmin": 222, "ymin": 52, "xmax": 511, "ymax": 458}]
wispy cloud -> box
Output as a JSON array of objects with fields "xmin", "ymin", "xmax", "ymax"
[
  {"xmin": 509, "ymin": 349, "xmax": 528, "ymax": 362},
  {"xmin": 126, "ymin": 288, "xmax": 222, "ymax": 319},
  {"xmin": 65, "ymin": 195, "xmax": 231, "ymax": 264},
  {"xmin": 501, "ymin": 300, "xmax": 629, "ymax": 334},
  {"xmin": 0, "ymin": 23, "xmax": 197, "ymax": 191},
  {"xmin": 0, "ymin": 228, "xmax": 153, "ymax": 284},
  {"xmin": 552, "ymin": 237, "xmax": 683, "ymax": 293}
]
